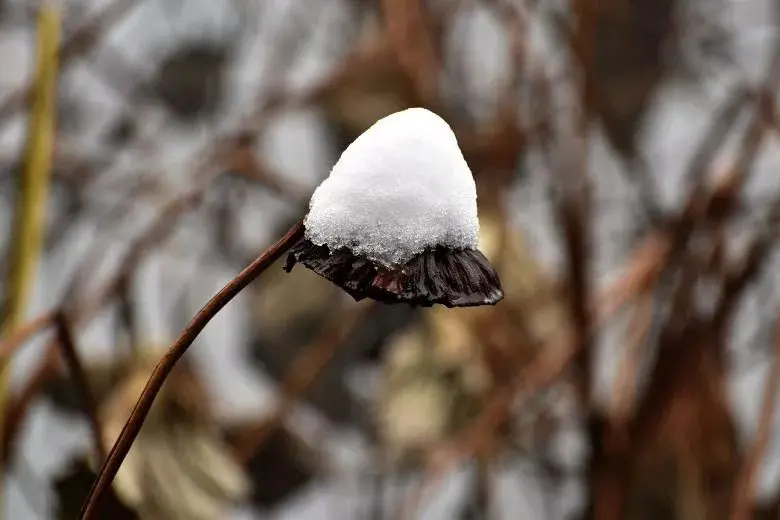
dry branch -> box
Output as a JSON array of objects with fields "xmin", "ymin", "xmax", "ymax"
[
  {"xmin": 731, "ymin": 319, "xmax": 780, "ymax": 520},
  {"xmin": 53, "ymin": 312, "xmax": 106, "ymax": 463}
]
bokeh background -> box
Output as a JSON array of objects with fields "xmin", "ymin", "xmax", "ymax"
[{"xmin": 1, "ymin": 0, "xmax": 780, "ymax": 519}]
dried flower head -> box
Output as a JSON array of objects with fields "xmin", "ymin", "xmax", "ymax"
[{"xmin": 285, "ymin": 108, "xmax": 503, "ymax": 308}]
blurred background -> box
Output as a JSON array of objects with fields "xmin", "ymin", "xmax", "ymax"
[{"xmin": 1, "ymin": 0, "xmax": 780, "ymax": 519}]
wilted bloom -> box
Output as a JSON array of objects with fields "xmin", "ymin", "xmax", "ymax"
[{"xmin": 284, "ymin": 107, "xmax": 503, "ymax": 307}]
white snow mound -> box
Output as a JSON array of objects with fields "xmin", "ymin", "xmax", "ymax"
[{"xmin": 304, "ymin": 107, "xmax": 479, "ymax": 266}]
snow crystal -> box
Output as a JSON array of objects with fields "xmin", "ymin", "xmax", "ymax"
[{"xmin": 304, "ymin": 107, "xmax": 479, "ymax": 266}]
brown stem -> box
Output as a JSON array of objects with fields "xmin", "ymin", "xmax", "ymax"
[
  {"xmin": 53, "ymin": 311, "xmax": 106, "ymax": 462},
  {"xmin": 475, "ymin": 448, "xmax": 492, "ymax": 520},
  {"xmin": 0, "ymin": 342, "xmax": 59, "ymax": 468},
  {"xmin": 0, "ymin": 310, "xmax": 56, "ymax": 362},
  {"xmin": 730, "ymin": 319, "xmax": 780, "ymax": 520},
  {"xmin": 79, "ymin": 219, "xmax": 304, "ymax": 519},
  {"xmin": 610, "ymin": 293, "xmax": 653, "ymax": 425},
  {"xmin": 379, "ymin": 0, "xmax": 440, "ymax": 107}
]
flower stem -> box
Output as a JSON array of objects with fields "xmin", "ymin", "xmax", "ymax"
[{"xmin": 79, "ymin": 219, "xmax": 304, "ymax": 519}]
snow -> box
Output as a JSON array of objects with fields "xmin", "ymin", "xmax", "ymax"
[{"xmin": 303, "ymin": 107, "xmax": 479, "ymax": 267}]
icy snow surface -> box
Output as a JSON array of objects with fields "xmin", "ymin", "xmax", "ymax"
[{"xmin": 304, "ymin": 107, "xmax": 479, "ymax": 266}]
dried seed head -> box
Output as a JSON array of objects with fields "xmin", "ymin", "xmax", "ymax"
[{"xmin": 285, "ymin": 108, "xmax": 503, "ymax": 307}]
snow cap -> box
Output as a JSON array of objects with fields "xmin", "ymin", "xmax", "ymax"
[{"xmin": 304, "ymin": 107, "xmax": 479, "ymax": 266}]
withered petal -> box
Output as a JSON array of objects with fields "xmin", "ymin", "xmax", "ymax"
[{"xmin": 284, "ymin": 239, "xmax": 503, "ymax": 308}]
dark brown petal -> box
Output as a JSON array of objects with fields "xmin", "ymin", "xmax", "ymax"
[{"xmin": 284, "ymin": 239, "xmax": 503, "ymax": 308}]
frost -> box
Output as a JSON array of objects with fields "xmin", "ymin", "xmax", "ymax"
[{"xmin": 304, "ymin": 107, "xmax": 479, "ymax": 266}]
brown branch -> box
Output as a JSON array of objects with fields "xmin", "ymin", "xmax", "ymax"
[
  {"xmin": 79, "ymin": 219, "xmax": 305, "ymax": 519},
  {"xmin": 730, "ymin": 319, "xmax": 780, "ymax": 520},
  {"xmin": 554, "ymin": 168, "xmax": 592, "ymax": 398},
  {"xmin": 379, "ymin": 0, "xmax": 441, "ymax": 107},
  {"xmin": 0, "ymin": 342, "xmax": 59, "ymax": 467},
  {"xmin": 474, "ymin": 447, "xmax": 492, "ymax": 520},
  {"xmin": 593, "ymin": 233, "xmax": 670, "ymax": 322},
  {"xmin": 0, "ymin": 310, "xmax": 55, "ymax": 363},
  {"xmin": 610, "ymin": 293, "xmax": 653, "ymax": 424},
  {"xmin": 712, "ymin": 182, "xmax": 780, "ymax": 333},
  {"xmin": 53, "ymin": 311, "xmax": 106, "ymax": 462}
]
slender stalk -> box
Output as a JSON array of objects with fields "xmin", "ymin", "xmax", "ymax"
[
  {"xmin": 53, "ymin": 311, "xmax": 106, "ymax": 462},
  {"xmin": 0, "ymin": 311, "xmax": 55, "ymax": 363},
  {"xmin": 0, "ymin": 2, "xmax": 59, "ymax": 499},
  {"xmin": 730, "ymin": 319, "xmax": 780, "ymax": 520},
  {"xmin": 369, "ymin": 468, "xmax": 385, "ymax": 520},
  {"xmin": 474, "ymin": 451, "xmax": 491, "ymax": 519},
  {"xmin": 0, "ymin": 341, "xmax": 58, "ymax": 467},
  {"xmin": 79, "ymin": 220, "xmax": 304, "ymax": 519}
]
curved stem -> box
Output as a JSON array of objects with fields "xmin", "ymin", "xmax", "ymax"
[
  {"xmin": 0, "ymin": 311, "xmax": 55, "ymax": 363},
  {"xmin": 79, "ymin": 219, "xmax": 304, "ymax": 519},
  {"xmin": 54, "ymin": 311, "xmax": 106, "ymax": 462}
]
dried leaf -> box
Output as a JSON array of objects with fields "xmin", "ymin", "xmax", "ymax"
[{"xmin": 94, "ymin": 348, "xmax": 250, "ymax": 520}]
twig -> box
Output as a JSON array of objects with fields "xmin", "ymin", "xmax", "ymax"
[
  {"xmin": 552, "ymin": 134, "xmax": 592, "ymax": 400},
  {"xmin": 474, "ymin": 449, "xmax": 492, "ymax": 520},
  {"xmin": 0, "ymin": 343, "xmax": 59, "ymax": 467},
  {"xmin": 379, "ymin": 0, "xmax": 441, "ymax": 107},
  {"xmin": 0, "ymin": 311, "xmax": 55, "ymax": 363},
  {"xmin": 370, "ymin": 467, "xmax": 389, "ymax": 520},
  {"xmin": 53, "ymin": 311, "xmax": 106, "ymax": 462},
  {"xmin": 730, "ymin": 319, "xmax": 780, "ymax": 520},
  {"xmin": 593, "ymin": 233, "xmax": 670, "ymax": 322},
  {"xmin": 79, "ymin": 219, "xmax": 304, "ymax": 519},
  {"xmin": 610, "ymin": 293, "xmax": 653, "ymax": 424},
  {"xmin": 548, "ymin": 2, "xmax": 664, "ymax": 223},
  {"xmin": 115, "ymin": 275, "xmax": 138, "ymax": 354}
]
